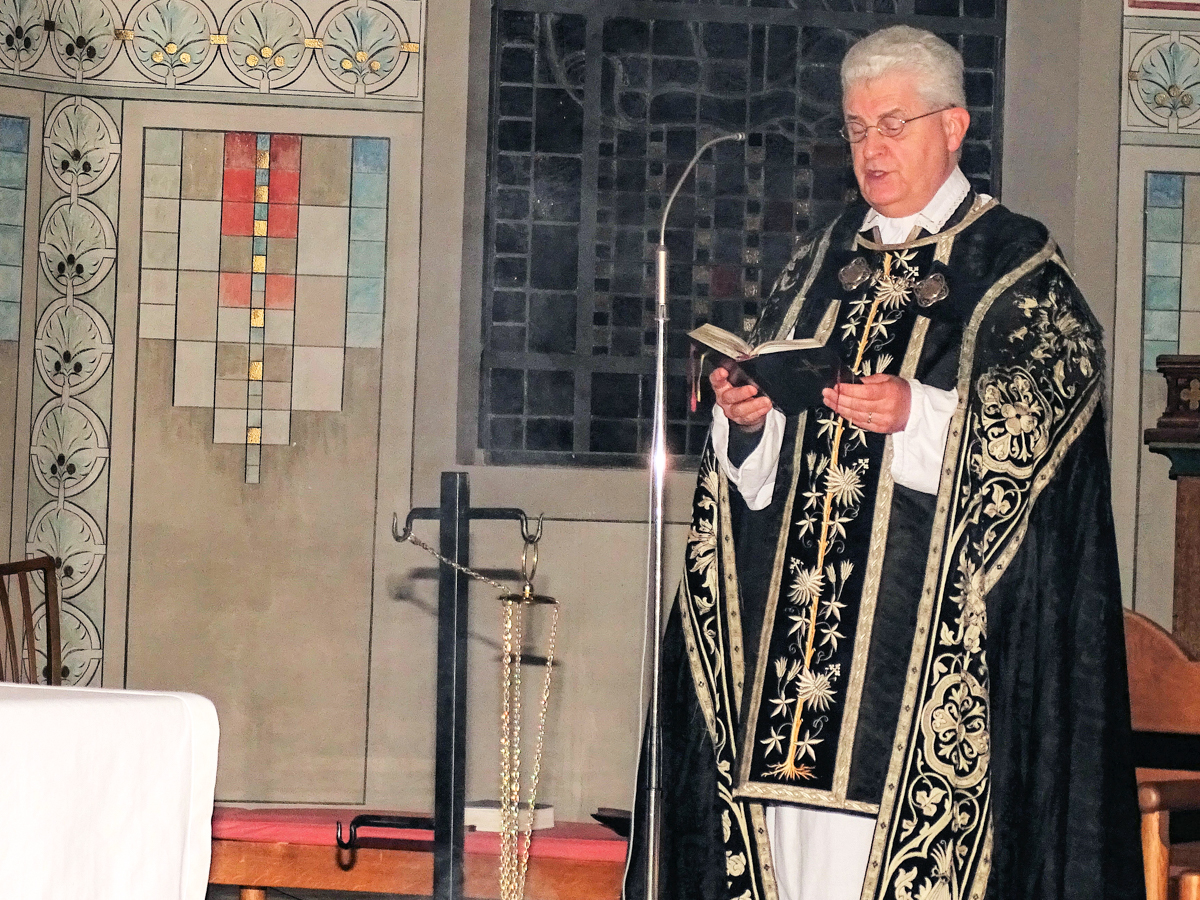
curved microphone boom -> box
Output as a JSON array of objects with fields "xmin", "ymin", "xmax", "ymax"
[{"xmin": 639, "ymin": 130, "xmax": 746, "ymax": 900}]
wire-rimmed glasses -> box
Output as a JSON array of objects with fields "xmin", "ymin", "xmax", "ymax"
[{"xmin": 840, "ymin": 107, "xmax": 952, "ymax": 143}]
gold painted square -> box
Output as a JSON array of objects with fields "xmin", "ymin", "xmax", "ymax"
[
  {"xmin": 256, "ymin": 150, "xmax": 270, "ymax": 168},
  {"xmin": 255, "ymin": 185, "xmax": 269, "ymax": 203},
  {"xmin": 253, "ymin": 219, "xmax": 267, "ymax": 237},
  {"xmin": 401, "ymin": 42, "xmax": 420, "ymax": 52},
  {"xmin": 304, "ymin": 38, "xmax": 323, "ymax": 48},
  {"xmin": 247, "ymin": 426, "xmax": 261, "ymax": 444},
  {"xmin": 250, "ymin": 309, "xmax": 265, "ymax": 328},
  {"xmin": 248, "ymin": 360, "xmax": 263, "ymax": 381},
  {"xmin": 210, "ymin": 33, "xmax": 227, "ymax": 44},
  {"xmin": 114, "ymin": 28, "xmax": 134, "ymax": 40},
  {"xmin": 252, "ymin": 254, "xmax": 266, "ymax": 273}
]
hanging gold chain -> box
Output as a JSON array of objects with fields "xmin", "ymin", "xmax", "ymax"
[{"xmin": 499, "ymin": 538, "xmax": 559, "ymax": 900}]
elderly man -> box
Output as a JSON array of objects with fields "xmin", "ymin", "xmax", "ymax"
[{"xmin": 625, "ymin": 24, "xmax": 1144, "ymax": 900}]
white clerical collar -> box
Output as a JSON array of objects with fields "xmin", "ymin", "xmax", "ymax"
[{"xmin": 861, "ymin": 167, "xmax": 976, "ymax": 245}]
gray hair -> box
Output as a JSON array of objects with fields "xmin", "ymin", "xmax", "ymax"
[{"xmin": 840, "ymin": 26, "xmax": 966, "ymax": 111}]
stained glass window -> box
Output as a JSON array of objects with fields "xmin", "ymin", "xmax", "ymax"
[{"xmin": 480, "ymin": 2, "xmax": 1005, "ymax": 466}]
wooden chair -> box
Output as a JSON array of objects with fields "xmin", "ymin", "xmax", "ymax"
[
  {"xmin": 0, "ymin": 556, "xmax": 62, "ymax": 685},
  {"xmin": 1126, "ymin": 608, "xmax": 1200, "ymax": 900}
]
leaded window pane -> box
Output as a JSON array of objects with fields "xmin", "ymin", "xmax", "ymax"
[{"xmin": 480, "ymin": 3, "xmax": 1005, "ymax": 466}]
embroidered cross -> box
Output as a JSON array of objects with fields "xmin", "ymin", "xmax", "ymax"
[{"xmin": 1181, "ymin": 378, "xmax": 1200, "ymax": 411}]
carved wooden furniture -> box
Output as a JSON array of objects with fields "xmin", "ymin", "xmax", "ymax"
[
  {"xmin": 1126, "ymin": 607, "xmax": 1200, "ymax": 900},
  {"xmin": 1145, "ymin": 355, "xmax": 1200, "ymax": 656},
  {"xmin": 0, "ymin": 556, "xmax": 61, "ymax": 684},
  {"xmin": 209, "ymin": 806, "xmax": 626, "ymax": 900}
]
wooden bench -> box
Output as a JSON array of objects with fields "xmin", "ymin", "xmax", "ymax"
[{"xmin": 209, "ymin": 806, "xmax": 627, "ymax": 899}]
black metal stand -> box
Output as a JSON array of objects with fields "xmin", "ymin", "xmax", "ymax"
[{"xmin": 377, "ymin": 471, "xmax": 535, "ymax": 900}]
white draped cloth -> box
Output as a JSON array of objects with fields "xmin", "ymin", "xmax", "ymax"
[{"xmin": 0, "ymin": 682, "xmax": 219, "ymax": 900}]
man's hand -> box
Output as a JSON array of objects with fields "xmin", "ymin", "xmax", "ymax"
[
  {"xmin": 822, "ymin": 374, "xmax": 911, "ymax": 433},
  {"xmin": 710, "ymin": 366, "xmax": 773, "ymax": 432}
]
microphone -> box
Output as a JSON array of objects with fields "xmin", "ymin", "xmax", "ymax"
[{"xmin": 658, "ymin": 131, "xmax": 748, "ymax": 246}]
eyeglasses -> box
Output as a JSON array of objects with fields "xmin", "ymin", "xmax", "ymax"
[{"xmin": 839, "ymin": 108, "xmax": 951, "ymax": 143}]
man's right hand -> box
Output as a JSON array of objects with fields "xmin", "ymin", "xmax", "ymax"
[{"xmin": 710, "ymin": 366, "xmax": 773, "ymax": 432}]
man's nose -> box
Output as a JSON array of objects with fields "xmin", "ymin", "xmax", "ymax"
[{"xmin": 859, "ymin": 127, "xmax": 887, "ymax": 157}]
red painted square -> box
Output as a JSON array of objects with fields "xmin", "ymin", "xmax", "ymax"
[
  {"xmin": 269, "ymin": 203, "xmax": 298, "ymax": 238},
  {"xmin": 224, "ymin": 132, "xmax": 257, "ymax": 169},
  {"xmin": 265, "ymin": 274, "xmax": 295, "ymax": 309},
  {"xmin": 269, "ymin": 170, "xmax": 300, "ymax": 204},
  {"xmin": 221, "ymin": 201, "xmax": 255, "ymax": 236},
  {"xmin": 219, "ymin": 272, "xmax": 252, "ymax": 307},
  {"xmin": 222, "ymin": 168, "xmax": 255, "ymax": 203},
  {"xmin": 271, "ymin": 135, "xmax": 301, "ymax": 171}
]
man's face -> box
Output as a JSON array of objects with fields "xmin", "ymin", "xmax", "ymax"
[{"xmin": 843, "ymin": 70, "xmax": 970, "ymax": 218}]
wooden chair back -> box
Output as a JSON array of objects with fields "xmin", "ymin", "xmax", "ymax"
[
  {"xmin": 1126, "ymin": 608, "xmax": 1200, "ymax": 735},
  {"xmin": 0, "ymin": 557, "xmax": 62, "ymax": 685}
]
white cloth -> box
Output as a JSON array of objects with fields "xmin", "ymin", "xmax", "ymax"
[
  {"xmin": 0, "ymin": 683, "xmax": 220, "ymax": 900},
  {"xmin": 766, "ymin": 805, "xmax": 875, "ymax": 900}
]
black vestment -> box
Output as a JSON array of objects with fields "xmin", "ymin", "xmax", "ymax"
[{"xmin": 625, "ymin": 196, "xmax": 1145, "ymax": 900}]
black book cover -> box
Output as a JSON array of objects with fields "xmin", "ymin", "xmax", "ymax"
[{"xmin": 722, "ymin": 344, "xmax": 857, "ymax": 416}]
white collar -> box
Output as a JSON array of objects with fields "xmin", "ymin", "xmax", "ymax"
[{"xmin": 861, "ymin": 167, "xmax": 977, "ymax": 245}]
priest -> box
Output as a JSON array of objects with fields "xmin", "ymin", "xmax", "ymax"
[{"xmin": 625, "ymin": 24, "xmax": 1144, "ymax": 900}]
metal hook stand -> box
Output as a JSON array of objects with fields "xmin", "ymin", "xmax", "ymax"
[{"xmin": 353, "ymin": 472, "xmax": 540, "ymax": 900}]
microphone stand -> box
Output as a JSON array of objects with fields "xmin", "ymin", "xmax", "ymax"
[{"xmin": 641, "ymin": 130, "xmax": 746, "ymax": 900}]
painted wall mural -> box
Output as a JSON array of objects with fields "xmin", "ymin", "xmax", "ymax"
[
  {"xmin": 0, "ymin": 0, "xmax": 424, "ymax": 102},
  {"xmin": 139, "ymin": 127, "xmax": 388, "ymax": 483},
  {"xmin": 24, "ymin": 94, "xmax": 119, "ymax": 686}
]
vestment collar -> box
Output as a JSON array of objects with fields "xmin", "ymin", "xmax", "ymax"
[{"xmin": 861, "ymin": 166, "xmax": 976, "ymax": 244}]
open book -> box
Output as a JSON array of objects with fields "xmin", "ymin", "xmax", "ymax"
[{"xmin": 688, "ymin": 323, "xmax": 856, "ymax": 416}]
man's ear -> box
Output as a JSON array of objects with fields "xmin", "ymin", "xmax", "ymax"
[{"xmin": 943, "ymin": 106, "xmax": 971, "ymax": 153}]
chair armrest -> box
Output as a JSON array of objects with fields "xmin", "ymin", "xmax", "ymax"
[{"xmin": 1140, "ymin": 780, "xmax": 1200, "ymax": 814}]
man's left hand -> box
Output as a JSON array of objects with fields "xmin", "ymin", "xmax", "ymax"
[{"xmin": 822, "ymin": 374, "xmax": 911, "ymax": 433}]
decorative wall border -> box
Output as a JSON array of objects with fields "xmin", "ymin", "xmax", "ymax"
[
  {"xmin": 23, "ymin": 93, "xmax": 120, "ymax": 686},
  {"xmin": 0, "ymin": 0, "xmax": 424, "ymax": 103}
]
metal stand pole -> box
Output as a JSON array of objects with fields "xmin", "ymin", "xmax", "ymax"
[
  {"xmin": 390, "ymin": 476, "xmax": 541, "ymax": 900},
  {"xmin": 641, "ymin": 131, "xmax": 745, "ymax": 900},
  {"xmin": 434, "ymin": 471, "xmax": 471, "ymax": 900}
]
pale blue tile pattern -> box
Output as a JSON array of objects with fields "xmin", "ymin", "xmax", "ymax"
[
  {"xmin": 351, "ymin": 207, "xmax": 385, "ymax": 238},
  {"xmin": 1147, "ymin": 241, "xmax": 1182, "ymax": 277},
  {"xmin": 0, "ymin": 150, "xmax": 25, "ymax": 189},
  {"xmin": 347, "ymin": 277, "xmax": 383, "ymax": 313},
  {"xmin": 0, "ymin": 116, "xmax": 25, "ymax": 342},
  {"xmin": 352, "ymin": 138, "xmax": 388, "ymax": 174},
  {"xmin": 1145, "ymin": 309, "xmax": 1180, "ymax": 341},
  {"xmin": 0, "ymin": 299, "xmax": 17, "ymax": 340},
  {"xmin": 1145, "ymin": 340, "xmax": 1177, "ymax": 369},
  {"xmin": 351, "ymin": 173, "xmax": 386, "ymax": 209},
  {"xmin": 348, "ymin": 240, "xmax": 385, "ymax": 277},
  {"xmin": 1148, "ymin": 206, "xmax": 1184, "ymax": 242},
  {"xmin": 0, "ymin": 264, "xmax": 20, "ymax": 302},
  {"xmin": 143, "ymin": 129, "xmax": 182, "ymax": 166},
  {"xmin": 0, "ymin": 224, "xmax": 21, "ymax": 265},
  {"xmin": 345, "ymin": 311, "xmax": 382, "ymax": 347},
  {"xmin": 0, "ymin": 117, "xmax": 27, "ymax": 153},
  {"xmin": 0, "ymin": 187, "xmax": 23, "ymax": 225},
  {"xmin": 1149, "ymin": 173, "xmax": 1184, "ymax": 207},
  {"xmin": 1146, "ymin": 275, "xmax": 1181, "ymax": 310}
]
